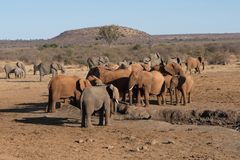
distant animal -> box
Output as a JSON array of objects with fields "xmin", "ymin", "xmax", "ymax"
[
  {"xmin": 16, "ymin": 62, "xmax": 27, "ymax": 78},
  {"xmin": 185, "ymin": 56, "xmax": 205, "ymax": 74},
  {"xmin": 170, "ymin": 74, "xmax": 194, "ymax": 105},
  {"xmin": 4, "ymin": 62, "xmax": 26, "ymax": 79},
  {"xmin": 128, "ymin": 70, "xmax": 166, "ymax": 107},
  {"xmin": 34, "ymin": 62, "xmax": 65, "ymax": 81},
  {"xmin": 87, "ymin": 56, "xmax": 110, "ymax": 69},
  {"xmin": 80, "ymin": 84, "xmax": 120, "ymax": 128},
  {"xmin": 14, "ymin": 67, "xmax": 24, "ymax": 78},
  {"xmin": 47, "ymin": 75, "xmax": 91, "ymax": 113}
]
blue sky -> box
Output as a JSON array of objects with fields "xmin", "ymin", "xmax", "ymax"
[{"xmin": 0, "ymin": 0, "xmax": 239, "ymax": 39}]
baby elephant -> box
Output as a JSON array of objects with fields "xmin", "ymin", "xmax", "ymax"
[
  {"xmin": 14, "ymin": 67, "xmax": 24, "ymax": 78},
  {"xmin": 170, "ymin": 75, "xmax": 193, "ymax": 105},
  {"xmin": 80, "ymin": 84, "xmax": 120, "ymax": 128}
]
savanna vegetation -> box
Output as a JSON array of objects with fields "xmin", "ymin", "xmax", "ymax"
[{"xmin": 0, "ymin": 25, "xmax": 239, "ymax": 65}]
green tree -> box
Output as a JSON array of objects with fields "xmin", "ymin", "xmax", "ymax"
[{"xmin": 97, "ymin": 25, "xmax": 123, "ymax": 46}]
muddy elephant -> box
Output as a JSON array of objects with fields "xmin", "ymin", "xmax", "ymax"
[
  {"xmin": 47, "ymin": 75, "xmax": 91, "ymax": 113},
  {"xmin": 86, "ymin": 63, "xmax": 145, "ymax": 101},
  {"xmin": 128, "ymin": 70, "xmax": 166, "ymax": 107},
  {"xmin": 170, "ymin": 75, "xmax": 194, "ymax": 105},
  {"xmin": 185, "ymin": 56, "xmax": 205, "ymax": 74},
  {"xmin": 4, "ymin": 62, "xmax": 26, "ymax": 79},
  {"xmin": 80, "ymin": 84, "xmax": 120, "ymax": 128},
  {"xmin": 34, "ymin": 62, "xmax": 65, "ymax": 81},
  {"xmin": 87, "ymin": 56, "xmax": 110, "ymax": 69}
]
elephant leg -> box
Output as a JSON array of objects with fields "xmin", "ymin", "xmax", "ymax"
[
  {"xmin": 157, "ymin": 95, "xmax": 161, "ymax": 105},
  {"xmin": 99, "ymin": 108, "xmax": 104, "ymax": 126},
  {"xmin": 170, "ymin": 89, "xmax": 173, "ymax": 105},
  {"xmin": 86, "ymin": 114, "xmax": 93, "ymax": 128},
  {"xmin": 85, "ymin": 106, "xmax": 93, "ymax": 128},
  {"xmin": 161, "ymin": 91, "xmax": 166, "ymax": 105},
  {"xmin": 188, "ymin": 92, "xmax": 191, "ymax": 103},
  {"xmin": 136, "ymin": 89, "xmax": 141, "ymax": 106},
  {"xmin": 51, "ymin": 100, "xmax": 57, "ymax": 113},
  {"xmin": 144, "ymin": 90, "xmax": 150, "ymax": 107},
  {"xmin": 181, "ymin": 90, "xmax": 186, "ymax": 105},
  {"xmin": 105, "ymin": 105, "xmax": 110, "ymax": 126},
  {"xmin": 81, "ymin": 105, "xmax": 86, "ymax": 127},
  {"xmin": 175, "ymin": 89, "xmax": 179, "ymax": 105}
]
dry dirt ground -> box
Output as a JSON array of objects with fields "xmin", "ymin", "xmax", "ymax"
[{"xmin": 0, "ymin": 63, "xmax": 240, "ymax": 160}]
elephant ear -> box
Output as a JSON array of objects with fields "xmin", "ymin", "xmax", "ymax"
[
  {"xmin": 77, "ymin": 79, "xmax": 91, "ymax": 92},
  {"xmin": 178, "ymin": 75, "xmax": 186, "ymax": 87},
  {"xmin": 176, "ymin": 57, "xmax": 181, "ymax": 64},
  {"xmin": 106, "ymin": 84, "xmax": 114, "ymax": 99},
  {"xmin": 172, "ymin": 62, "xmax": 185, "ymax": 76},
  {"xmin": 164, "ymin": 63, "xmax": 175, "ymax": 76},
  {"xmin": 198, "ymin": 56, "xmax": 203, "ymax": 63}
]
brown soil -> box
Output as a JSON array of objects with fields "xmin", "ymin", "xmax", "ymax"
[{"xmin": 0, "ymin": 64, "xmax": 240, "ymax": 160}]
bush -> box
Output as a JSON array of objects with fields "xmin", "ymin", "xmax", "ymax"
[
  {"xmin": 132, "ymin": 44, "xmax": 141, "ymax": 50},
  {"xmin": 208, "ymin": 52, "xmax": 229, "ymax": 65}
]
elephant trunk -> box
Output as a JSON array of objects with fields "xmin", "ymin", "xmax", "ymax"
[
  {"xmin": 202, "ymin": 62, "xmax": 205, "ymax": 71},
  {"xmin": 110, "ymin": 100, "xmax": 118, "ymax": 116}
]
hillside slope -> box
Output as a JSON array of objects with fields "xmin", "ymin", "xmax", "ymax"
[{"xmin": 50, "ymin": 25, "xmax": 152, "ymax": 45}]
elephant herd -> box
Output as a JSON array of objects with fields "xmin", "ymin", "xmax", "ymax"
[
  {"xmin": 3, "ymin": 62, "xmax": 65, "ymax": 81},
  {"xmin": 46, "ymin": 54, "xmax": 204, "ymax": 128}
]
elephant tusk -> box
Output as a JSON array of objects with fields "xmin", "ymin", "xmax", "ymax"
[
  {"xmin": 115, "ymin": 99, "xmax": 119, "ymax": 104},
  {"xmin": 129, "ymin": 86, "xmax": 134, "ymax": 91}
]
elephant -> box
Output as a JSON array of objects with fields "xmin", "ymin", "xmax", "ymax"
[
  {"xmin": 86, "ymin": 66, "xmax": 132, "ymax": 101},
  {"xmin": 33, "ymin": 63, "xmax": 40, "ymax": 75},
  {"xmin": 34, "ymin": 62, "xmax": 65, "ymax": 81},
  {"xmin": 4, "ymin": 62, "xmax": 26, "ymax": 79},
  {"xmin": 152, "ymin": 61, "xmax": 184, "ymax": 76},
  {"xmin": 16, "ymin": 62, "xmax": 26, "ymax": 78},
  {"xmin": 80, "ymin": 84, "xmax": 120, "ymax": 128},
  {"xmin": 185, "ymin": 56, "xmax": 205, "ymax": 74},
  {"xmin": 170, "ymin": 74, "xmax": 194, "ymax": 105},
  {"xmin": 143, "ymin": 52, "xmax": 162, "ymax": 68},
  {"xmin": 105, "ymin": 62, "xmax": 119, "ymax": 71},
  {"xmin": 47, "ymin": 75, "xmax": 91, "ymax": 113},
  {"xmin": 166, "ymin": 57, "xmax": 182, "ymax": 65},
  {"xmin": 128, "ymin": 70, "xmax": 166, "ymax": 107},
  {"xmin": 14, "ymin": 67, "xmax": 24, "ymax": 78},
  {"xmin": 87, "ymin": 56, "xmax": 110, "ymax": 69},
  {"xmin": 118, "ymin": 59, "xmax": 136, "ymax": 69},
  {"xmin": 86, "ymin": 63, "xmax": 144, "ymax": 101}
]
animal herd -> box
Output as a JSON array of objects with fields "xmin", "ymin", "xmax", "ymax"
[{"xmin": 2, "ymin": 53, "xmax": 205, "ymax": 128}]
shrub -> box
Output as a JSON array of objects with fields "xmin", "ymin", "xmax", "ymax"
[{"xmin": 208, "ymin": 52, "xmax": 229, "ymax": 65}]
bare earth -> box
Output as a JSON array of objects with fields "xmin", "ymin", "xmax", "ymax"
[{"xmin": 0, "ymin": 64, "xmax": 240, "ymax": 160}]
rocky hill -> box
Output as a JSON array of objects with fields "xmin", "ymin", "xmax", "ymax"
[{"xmin": 49, "ymin": 25, "xmax": 152, "ymax": 45}]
